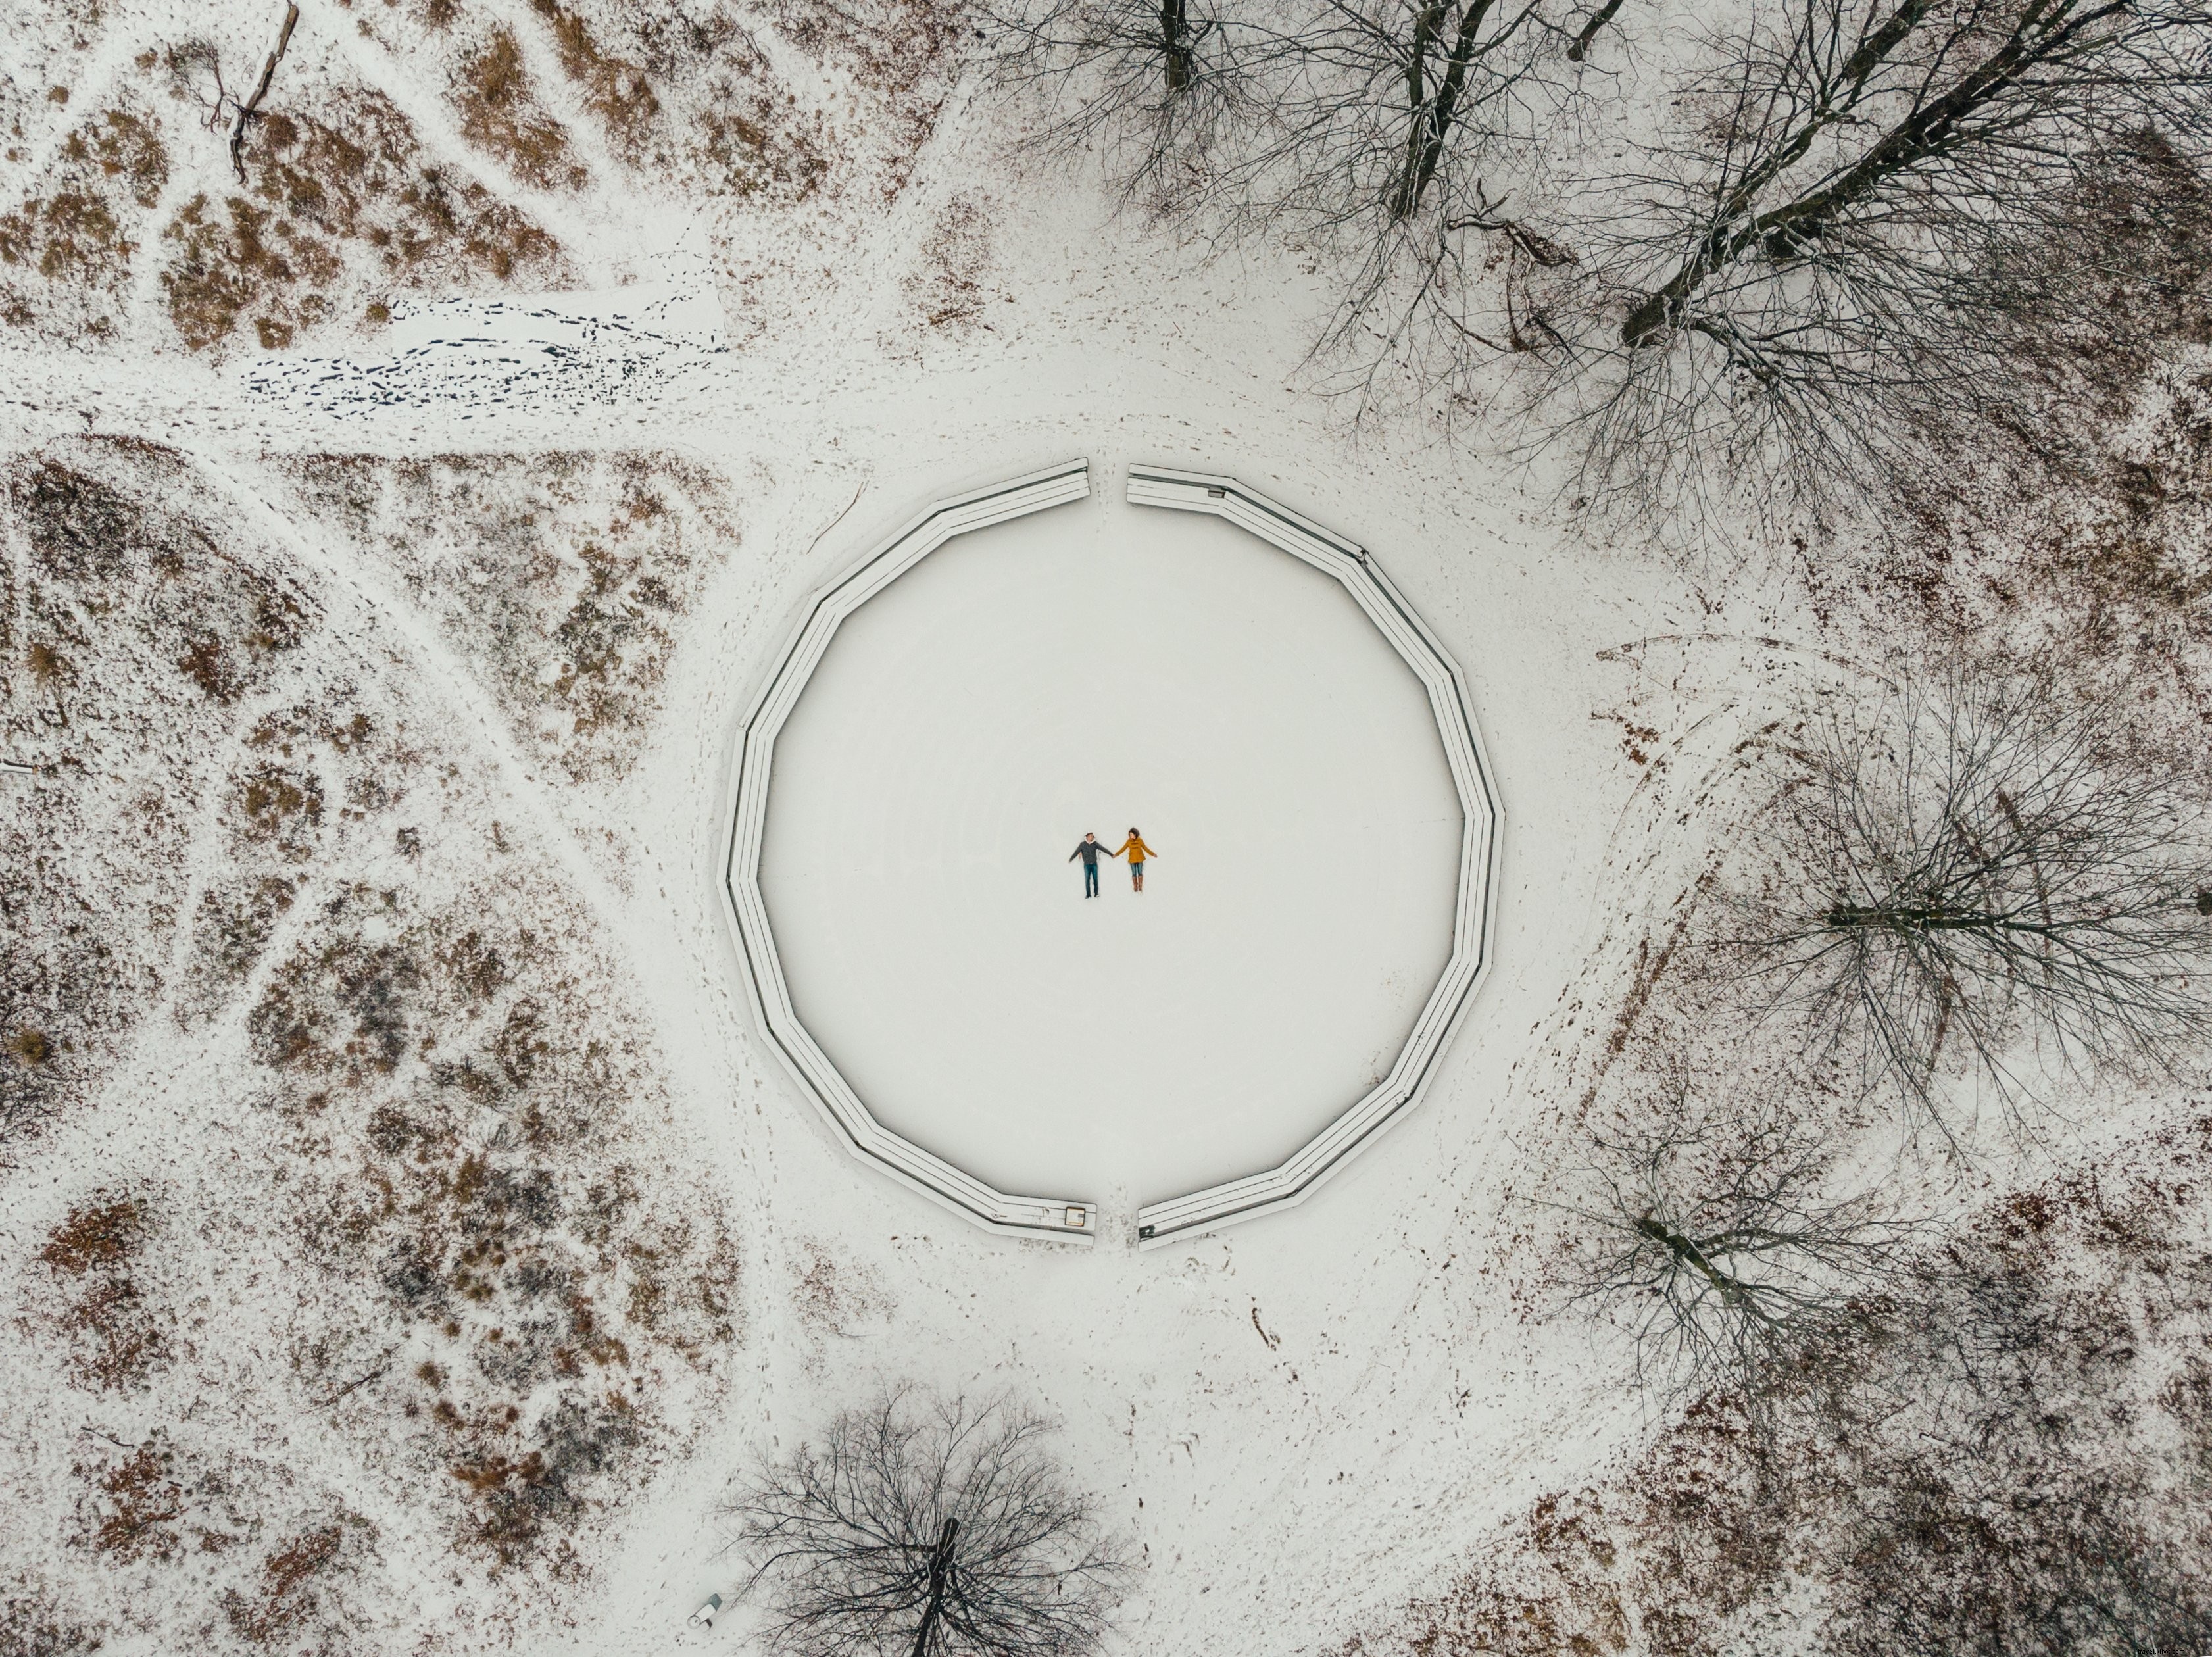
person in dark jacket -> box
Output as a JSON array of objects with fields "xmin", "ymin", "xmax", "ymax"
[{"xmin": 1068, "ymin": 832, "xmax": 1118, "ymax": 899}]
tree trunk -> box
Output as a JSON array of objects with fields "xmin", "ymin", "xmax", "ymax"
[
  {"xmin": 912, "ymin": 1516, "xmax": 960, "ymax": 1657},
  {"xmin": 1635, "ymin": 1216, "xmax": 1746, "ymax": 1305},
  {"xmin": 1823, "ymin": 903, "xmax": 2047, "ymax": 933},
  {"xmin": 230, "ymin": 3, "xmax": 301, "ymax": 184},
  {"xmin": 1567, "ymin": 0, "xmax": 1626, "ymax": 62},
  {"xmin": 1389, "ymin": 0, "xmax": 1500, "ymax": 221},
  {"xmin": 1161, "ymin": 0, "xmax": 1194, "ymax": 93}
]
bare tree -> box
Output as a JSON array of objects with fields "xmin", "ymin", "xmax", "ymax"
[
  {"xmin": 1550, "ymin": 1085, "xmax": 1921, "ymax": 1406},
  {"xmin": 989, "ymin": 0, "xmax": 1581, "ymax": 403},
  {"xmin": 991, "ymin": 0, "xmax": 2212, "ymax": 531},
  {"xmin": 985, "ymin": 0, "xmax": 1251, "ymax": 207},
  {"xmin": 1545, "ymin": 0, "xmax": 2212, "ymax": 528},
  {"xmin": 1734, "ymin": 670, "xmax": 2212, "ymax": 1132},
  {"xmin": 723, "ymin": 1387, "xmax": 1128, "ymax": 1657},
  {"xmin": 1267, "ymin": 0, "xmax": 1579, "ymax": 410}
]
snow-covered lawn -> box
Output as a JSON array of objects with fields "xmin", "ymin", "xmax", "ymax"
[{"xmin": 759, "ymin": 491, "xmax": 1463, "ymax": 1207}]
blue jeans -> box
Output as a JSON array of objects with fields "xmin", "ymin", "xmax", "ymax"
[{"xmin": 1083, "ymin": 862, "xmax": 1100, "ymax": 897}]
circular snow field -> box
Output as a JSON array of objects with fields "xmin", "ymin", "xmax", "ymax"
[{"xmin": 754, "ymin": 484, "xmax": 1465, "ymax": 1210}]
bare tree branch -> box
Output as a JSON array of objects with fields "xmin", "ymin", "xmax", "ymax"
[
  {"xmin": 230, "ymin": 4, "xmax": 301, "ymax": 185},
  {"xmin": 1546, "ymin": 0, "xmax": 2212, "ymax": 532},
  {"xmin": 1565, "ymin": 0, "xmax": 1628, "ymax": 61}
]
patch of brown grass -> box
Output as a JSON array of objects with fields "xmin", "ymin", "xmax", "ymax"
[
  {"xmin": 455, "ymin": 29, "xmax": 586, "ymax": 191},
  {"xmin": 696, "ymin": 94, "xmax": 830, "ymax": 202},
  {"xmin": 186, "ymin": 875, "xmax": 299, "ymax": 989},
  {"xmin": 222, "ymin": 1524, "xmax": 343, "ymax": 1645},
  {"xmin": 160, "ymin": 87, "xmax": 562, "ymax": 352},
  {"xmin": 5, "ymin": 446, "xmax": 324, "ymax": 1149},
  {"xmin": 0, "ymin": 1588, "xmax": 101, "ymax": 1654},
  {"xmin": 40, "ymin": 1197, "xmax": 143, "ymax": 1275},
  {"xmin": 235, "ymin": 764, "xmax": 324, "ymax": 858},
  {"xmin": 0, "ymin": 107, "xmax": 168, "ymax": 293},
  {"xmin": 20, "ymin": 457, "xmax": 155, "ymax": 581},
  {"xmin": 530, "ymin": 0, "xmax": 661, "ymax": 162},
  {"xmin": 41, "ymin": 1197, "xmax": 164, "ymax": 1391},
  {"xmin": 89, "ymin": 1443, "xmax": 184, "ymax": 1562},
  {"xmin": 790, "ymin": 1238, "xmax": 889, "ymax": 1342},
  {"xmin": 272, "ymin": 451, "xmax": 733, "ymax": 781},
  {"xmin": 246, "ymin": 881, "xmax": 737, "ymax": 1570},
  {"xmin": 908, "ymin": 195, "xmax": 991, "ymax": 332},
  {"xmin": 771, "ymin": 0, "xmax": 960, "ymax": 194}
]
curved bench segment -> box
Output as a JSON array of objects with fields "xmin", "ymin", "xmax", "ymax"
[
  {"xmin": 722, "ymin": 459, "xmax": 1102, "ymax": 1243},
  {"xmin": 1124, "ymin": 467, "xmax": 1501, "ymax": 1247}
]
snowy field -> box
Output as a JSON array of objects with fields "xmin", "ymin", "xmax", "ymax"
[
  {"xmin": 0, "ymin": 139, "xmax": 1691, "ymax": 1643},
  {"xmin": 760, "ymin": 492, "xmax": 1462, "ymax": 1205},
  {"xmin": 34, "ymin": 0, "xmax": 2186, "ymax": 1652}
]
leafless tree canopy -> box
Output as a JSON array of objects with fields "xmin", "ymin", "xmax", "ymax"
[
  {"xmin": 1734, "ymin": 670, "xmax": 2212, "ymax": 1131},
  {"xmin": 1553, "ymin": 0, "xmax": 2212, "ymax": 527},
  {"xmin": 1550, "ymin": 1087, "xmax": 1921, "ymax": 1406},
  {"xmin": 986, "ymin": 0, "xmax": 1252, "ymax": 204},
  {"xmin": 724, "ymin": 1388, "xmax": 1128, "ymax": 1657},
  {"xmin": 989, "ymin": 0, "xmax": 2212, "ymax": 530},
  {"xmin": 988, "ymin": 0, "xmax": 1579, "ymax": 397}
]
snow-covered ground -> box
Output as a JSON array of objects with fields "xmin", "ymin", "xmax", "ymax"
[
  {"xmin": 578, "ymin": 234, "xmax": 1678, "ymax": 1647},
  {"xmin": 244, "ymin": 235, "xmax": 732, "ymax": 422},
  {"xmin": 0, "ymin": 5, "xmax": 1787, "ymax": 1653},
  {"xmin": 760, "ymin": 492, "xmax": 1463, "ymax": 1206}
]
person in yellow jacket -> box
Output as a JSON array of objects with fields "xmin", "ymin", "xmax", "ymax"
[{"xmin": 1114, "ymin": 828, "xmax": 1156, "ymax": 892}]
